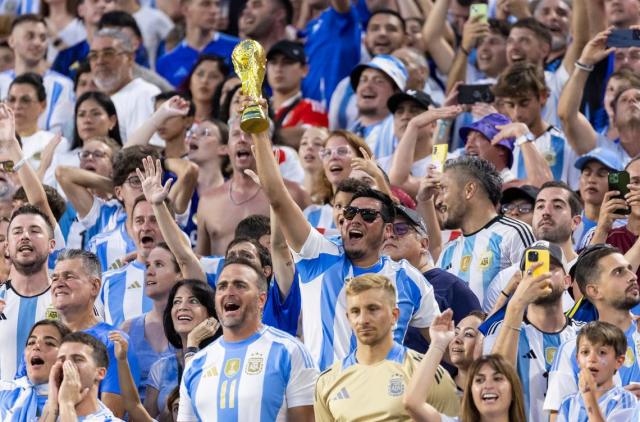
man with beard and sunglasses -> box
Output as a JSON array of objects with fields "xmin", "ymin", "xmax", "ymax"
[
  {"xmin": 544, "ymin": 244, "xmax": 640, "ymax": 419},
  {"xmin": 250, "ymin": 108, "xmax": 440, "ymax": 372},
  {"xmin": 484, "ymin": 241, "xmax": 583, "ymax": 422}
]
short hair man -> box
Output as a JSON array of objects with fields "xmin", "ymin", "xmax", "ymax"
[
  {"xmin": 315, "ymin": 274, "xmax": 459, "ymax": 421},
  {"xmin": 544, "ymin": 244, "xmax": 640, "ymax": 417},
  {"xmin": 50, "ymin": 248, "xmax": 141, "ymax": 418},
  {"xmin": 89, "ymin": 28, "xmax": 161, "ymax": 141},
  {"xmin": 0, "ymin": 205, "xmax": 55, "ymax": 382},
  {"xmin": 240, "ymin": 0, "xmax": 292, "ymax": 53},
  {"xmin": 177, "ymin": 257, "xmax": 318, "ymax": 421},
  {"xmin": 41, "ymin": 332, "xmax": 124, "ymax": 421},
  {"xmin": 0, "ymin": 14, "xmax": 74, "ymax": 133},
  {"xmin": 436, "ymin": 156, "xmax": 534, "ymax": 308}
]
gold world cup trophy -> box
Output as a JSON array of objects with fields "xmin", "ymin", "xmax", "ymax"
[{"xmin": 231, "ymin": 39, "xmax": 269, "ymax": 133}]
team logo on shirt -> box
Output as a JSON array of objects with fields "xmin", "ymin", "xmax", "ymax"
[
  {"xmin": 460, "ymin": 256, "xmax": 472, "ymax": 272},
  {"xmin": 544, "ymin": 347, "xmax": 557, "ymax": 365},
  {"xmin": 388, "ymin": 374, "xmax": 405, "ymax": 397},
  {"xmin": 127, "ymin": 281, "xmax": 142, "ymax": 289},
  {"xmin": 245, "ymin": 353, "xmax": 264, "ymax": 375},
  {"xmin": 202, "ymin": 364, "xmax": 219, "ymax": 378},
  {"xmin": 544, "ymin": 150, "xmax": 557, "ymax": 167},
  {"xmin": 478, "ymin": 251, "xmax": 493, "ymax": 270},
  {"xmin": 224, "ymin": 358, "xmax": 241, "ymax": 377},
  {"xmin": 624, "ymin": 346, "xmax": 635, "ymax": 367}
]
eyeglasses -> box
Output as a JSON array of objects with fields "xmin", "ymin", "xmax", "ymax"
[
  {"xmin": 0, "ymin": 161, "xmax": 14, "ymax": 173},
  {"xmin": 319, "ymin": 146, "xmax": 352, "ymax": 160},
  {"xmin": 78, "ymin": 150, "xmax": 109, "ymax": 160},
  {"xmin": 186, "ymin": 127, "xmax": 213, "ymax": 140},
  {"xmin": 125, "ymin": 175, "xmax": 142, "ymax": 189},
  {"xmin": 501, "ymin": 203, "xmax": 533, "ymax": 214},
  {"xmin": 393, "ymin": 222, "xmax": 415, "ymax": 237},
  {"xmin": 87, "ymin": 48, "xmax": 126, "ymax": 62},
  {"xmin": 343, "ymin": 206, "xmax": 381, "ymax": 223},
  {"xmin": 6, "ymin": 96, "xmax": 37, "ymax": 106}
]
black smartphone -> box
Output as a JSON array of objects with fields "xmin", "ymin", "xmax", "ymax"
[
  {"xmin": 608, "ymin": 170, "xmax": 631, "ymax": 215},
  {"xmin": 607, "ymin": 29, "xmax": 640, "ymax": 48},
  {"xmin": 457, "ymin": 84, "xmax": 495, "ymax": 105}
]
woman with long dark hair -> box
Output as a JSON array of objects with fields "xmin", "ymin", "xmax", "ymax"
[{"xmin": 179, "ymin": 55, "xmax": 228, "ymax": 122}]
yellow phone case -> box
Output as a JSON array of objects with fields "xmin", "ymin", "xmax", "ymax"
[
  {"xmin": 525, "ymin": 249, "xmax": 550, "ymax": 278},
  {"xmin": 432, "ymin": 144, "xmax": 449, "ymax": 172}
]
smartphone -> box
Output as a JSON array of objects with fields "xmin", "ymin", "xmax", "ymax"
[
  {"xmin": 606, "ymin": 29, "xmax": 640, "ymax": 48},
  {"xmin": 457, "ymin": 84, "xmax": 495, "ymax": 105},
  {"xmin": 470, "ymin": 3, "xmax": 488, "ymax": 23},
  {"xmin": 432, "ymin": 144, "xmax": 449, "ymax": 172},
  {"xmin": 608, "ymin": 170, "xmax": 631, "ymax": 215},
  {"xmin": 525, "ymin": 249, "xmax": 550, "ymax": 278}
]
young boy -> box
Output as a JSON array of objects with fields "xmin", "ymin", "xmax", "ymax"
[{"xmin": 557, "ymin": 321, "xmax": 640, "ymax": 422}]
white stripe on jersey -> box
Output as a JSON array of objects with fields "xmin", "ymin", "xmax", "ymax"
[
  {"xmin": 483, "ymin": 317, "xmax": 582, "ymax": 422},
  {"xmin": 0, "ymin": 283, "xmax": 52, "ymax": 381},
  {"xmin": 98, "ymin": 260, "xmax": 152, "ymax": 327},
  {"xmin": 178, "ymin": 326, "xmax": 318, "ymax": 422},
  {"xmin": 293, "ymin": 229, "xmax": 440, "ymax": 371},
  {"xmin": 557, "ymin": 386, "xmax": 639, "ymax": 422},
  {"xmin": 437, "ymin": 216, "xmax": 534, "ymax": 308},
  {"xmin": 89, "ymin": 222, "xmax": 136, "ymax": 272}
]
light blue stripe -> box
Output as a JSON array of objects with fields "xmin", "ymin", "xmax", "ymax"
[
  {"xmin": 550, "ymin": 134, "xmax": 565, "ymax": 181},
  {"xmin": 437, "ymin": 242, "xmax": 457, "ymax": 273},
  {"xmin": 106, "ymin": 270, "xmax": 126, "ymax": 326},
  {"xmin": 260, "ymin": 342, "xmax": 288, "ymax": 422},
  {"xmin": 516, "ymin": 332, "xmax": 532, "ymax": 417},
  {"xmin": 318, "ymin": 262, "xmax": 350, "ymax": 371},
  {"xmin": 337, "ymin": 84, "xmax": 354, "ymax": 129},
  {"xmin": 185, "ymin": 353, "xmax": 206, "ymax": 422},
  {"xmin": 483, "ymin": 233, "xmax": 503, "ymax": 297},
  {"xmin": 15, "ymin": 296, "xmax": 39, "ymax": 371},
  {"xmin": 265, "ymin": 327, "xmax": 314, "ymax": 368},
  {"xmin": 45, "ymin": 82, "xmax": 62, "ymax": 130},
  {"xmin": 458, "ymin": 236, "xmax": 476, "ymax": 281},
  {"xmin": 216, "ymin": 347, "xmax": 246, "ymax": 420}
]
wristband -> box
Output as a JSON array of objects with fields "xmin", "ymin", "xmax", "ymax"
[
  {"xmin": 501, "ymin": 290, "xmax": 510, "ymax": 298},
  {"xmin": 506, "ymin": 324, "xmax": 521, "ymax": 332},
  {"xmin": 460, "ymin": 46, "xmax": 471, "ymax": 56},
  {"xmin": 11, "ymin": 157, "xmax": 27, "ymax": 172},
  {"xmin": 575, "ymin": 61, "xmax": 594, "ymax": 72},
  {"xmin": 185, "ymin": 346, "xmax": 199, "ymax": 355}
]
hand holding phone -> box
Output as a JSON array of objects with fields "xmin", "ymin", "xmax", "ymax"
[
  {"xmin": 607, "ymin": 29, "xmax": 640, "ymax": 48},
  {"xmin": 470, "ymin": 3, "xmax": 488, "ymax": 23},
  {"xmin": 432, "ymin": 143, "xmax": 448, "ymax": 173},
  {"xmin": 608, "ymin": 171, "xmax": 631, "ymax": 215}
]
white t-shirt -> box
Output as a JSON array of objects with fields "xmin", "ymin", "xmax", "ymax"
[
  {"xmin": 47, "ymin": 18, "xmax": 87, "ymax": 63},
  {"xmin": 20, "ymin": 130, "xmax": 69, "ymax": 175},
  {"xmin": 111, "ymin": 78, "xmax": 161, "ymax": 143},
  {"xmin": 133, "ymin": 6, "xmax": 174, "ymax": 70},
  {"xmin": 43, "ymin": 139, "xmax": 78, "ymax": 196}
]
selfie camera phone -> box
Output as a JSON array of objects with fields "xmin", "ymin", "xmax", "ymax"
[
  {"xmin": 608, "ymin": 170, "xmax": 631, "ymax": 215},
  {"xmin": 525, "ymin": 249, "xmax": 550, "ymax": 278},
  {"xmin": 607, "ymin": 29, "xmax": 640, "ymax": 48},
  {"xmin": 470, "ymin": 3, "xmax": 488, "ymax": 23}
]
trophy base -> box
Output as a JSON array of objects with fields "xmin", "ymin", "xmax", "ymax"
[{"xmin": 240, "ymin": 106, "xmax": 270, "ymax": 134}]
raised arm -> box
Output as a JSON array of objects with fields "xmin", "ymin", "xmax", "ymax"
[
  {"xmin": 589, "ymin": 191, "xmax": 627, "ymax": 245},
  {"xmin": 403, "ymin": 309, "xmax": 455, "ymax": 422},
  {"xmin": 561, "ymin": 0, "xmax": 589, "ymax": 74},
  {"xmin": 421, "ymin": 0, "xmax": 455, "ymax": 73},
  {"xmin": 0, "ymin": 105, "xmax": 56, "ymax": 226},
  {"xmin": 331, "ymin": 0, "xmax": 350, "ymax": 14},
  {"xmin": 56, "ymin": 166, "xmax": 114, "ymax": 218},
  {"xmin": 163, "ymin": 158, "xmax": 199, "ymax": 214},
  {"xmin": 125, "ymin": 95, "xmax": 191, "ymax": 148},
  {"xmin": 558, "ymin": 29, "xmax": 613, "ymax": 155},
  {"xmin": 416, "ymin": 168, "xmax": 443, "ymax": 262},
  {"xmin": 350, "ymin": 148, "xmax": 393, "ymax": 197},
  {"xmin": 249, "ymin": 99, "xmax": 312, "ymax": 253},
  {"xmin": 446, "ymin": 16, "xmax": 489, "ymax": 93},
  {"xmin": 137, "ymin": 156, "xmax": 206, "ymax": 281}
]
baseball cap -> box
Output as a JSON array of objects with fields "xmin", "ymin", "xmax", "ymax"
[
  {"xmin": 574, "ymin": 147, "xmax": 623, "ymax": 172},
  {"xmin": 350, "ymin": 55, "xmax": 408, "ymax": 92},
  {"xmin": 501, "ymin": 185, "xmax": 540, "ymax": 205},
  {"xmin": 387, "ymin": 89, "xmax": 436, "ymax": 114},
  {"xmin": 395, "ymin": 204, "xmax": 427, "ymax": 236},
  {"xmin": 519, "ymin": 241, "xmax": 568, "ymax": 273},
  {"xmin": 266, "ymin": 40, "xmax": 306, "ymax": 64}
]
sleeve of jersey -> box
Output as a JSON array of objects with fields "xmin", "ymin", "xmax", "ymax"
[
  {"xmin": 264, "ymin": 270, "xmax": 302, "ymax": 336},
  {"xmin": 506, "ymin": 224, "xmax": 535, "ymax": 265},
  {"xmin": 313, "ymin": 373, "xmax": 334, "ymax": 421},
  {"xmin": 482, "ymin": 325, "xmax": 500, "ymax": 355},
  {"xmin": 177, "ymin": 367, "xmax": 198, "ymax": 422},
  {"xmin": 101, "ymin": 331, "xmax": 141, "ymax": 395},
  {"xmin": 285, "ymin": 341, "xmax": 319, "ymax": 408},
  {"xmin": 291, "ymin": 228, "xmax": 342, "ymax": 282},
  {"xmin": 293, "ymin": 101, "xmax": 329, "ymax": 128},
  {"xmin": 78, "ymin": 197, "xmax": 104, "ymax": 229},
  {"xmin": 554, "ymin": 396, "xmax": 572, "ymax": 422},
  {"xmin": 543, "ymin": 340, "xmax": 578, "ymax": 411},
  {"xmin": 408, "ymin": 269, "xmax": 440, "ymax": 328},
  {"xmin": 484, "ymin": 266, "xmax": 518, "ymax": 312},
  {"xmin": 607, "ymin": 404, "xmax": 640, "ymax": 422}
]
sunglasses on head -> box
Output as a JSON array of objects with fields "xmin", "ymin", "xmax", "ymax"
[{"xmin": 343, "ymin": 206, "xmax": 381, "ymax": 223}]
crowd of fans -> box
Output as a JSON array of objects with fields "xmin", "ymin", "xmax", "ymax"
[{"xmin": 1, "ymin": 0, "xmax": 640, "ymax": 421}]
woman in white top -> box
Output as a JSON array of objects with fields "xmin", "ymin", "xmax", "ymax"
[
  {"xmin": 404, "ymin": 309, "xmax": 527, "ymax": 422},
  {"xmin": 41, "ymin": 0, "xmax": 86, "ymax": 62}
]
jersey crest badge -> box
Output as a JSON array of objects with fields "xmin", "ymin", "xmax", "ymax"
[
  {"xmin": 245, "ymin": 353, "xmax": 264, "ymax": 375},
  {"xmin": 625, "ymin": 346, "xmax": 635, "ymax": 367},
  {"xmin": 388, "ymin": 374, "xmax": 405, "ymax": 397},
  {"xmin": 544, "ymin": 347, "xmax": 557, "ymax": 365},
  {"xmin": 460, "ymin": 256, "xmax": 472, "ymax": 272},
  {"xmin": 224, "ymin": 358, "xmax": 241, "ymax": 377},
  {"xmin": 478, "ymin": 251, "xmax": 493, "ymax": 270}
]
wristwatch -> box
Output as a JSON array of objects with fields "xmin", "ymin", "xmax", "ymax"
[{"xmin": 515, "ymin": 132, "xmax": 535, "ymax": 147}]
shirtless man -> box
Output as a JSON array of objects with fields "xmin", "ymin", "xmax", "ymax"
[{"xmin": 196, "ymin": 116, "xmax": 310, "ymax": 256}]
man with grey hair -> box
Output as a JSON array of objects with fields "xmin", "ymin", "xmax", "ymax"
[
  {"xmin": 89, "ymin": 28, "xmax": 160, "ymax": 142},
  {"xmin": 51, "ymin": 248, "xmax": 141, "ymax": 418}
]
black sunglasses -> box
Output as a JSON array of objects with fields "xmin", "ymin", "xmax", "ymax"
[{"xmin": 343, "ymin": 206, "xmax": 381, "ymax": 223}]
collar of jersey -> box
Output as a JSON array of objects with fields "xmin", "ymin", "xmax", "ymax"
[{"xmin": 219, "ymin": 326, "xmax": 266, "ymax": 348}]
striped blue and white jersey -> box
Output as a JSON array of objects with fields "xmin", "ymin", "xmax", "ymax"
[
  {"xmin": 80, "ymin": 198, "xmax": 126, "ymax": 242},
  {"xmin": 0, "ymin": 376, "xmax": 47, "ymax": 422},
  {"xmin": 350, "ymin": 114, "xmax": 396, "ymax": 159},
  {"xmin": 511, "ymin": 126, "xmax": 580, "ymax": 189},
  {"xmin": 89, "ymin": 222, "xmax": 136, "ymax": 272},
  {"xmin": 483, "ymin": 317, "xmax": 583, "ymax": 422},
  {"xmin": 544, "ymin": 321, "xmax": 640, "ymax": 412},
  {"xmin": 557, "ymin": 386, "xmax": 640, "ymax": 422},
  {"xmin": 0, "ymin": 0, "xmax": 39, "ymax": 14},
  {"xmin": 0, "ymin": 282, "xmax": 51, "ymax": 382},
  {"xmin": 293, "ymin": 229, "xmax": 440, "ymax": 371},
  {"xmin": 0, "ymin": 69, "xmax": 74, "ymax": 133},
  {"xmin": 147, "ymin": 354, "xmax": 179, "ymax": 418},
  {"xmin": 77, "ymin": 400, "xmax": 125, "ymax": 421},
  {"xmin": 303, "ymin": 204, "xmax": 337, "ymax": 236},
  {"xmin": 599, "ymin": 138, "xmax": 633, "ymax": 169},
  {"xmin": 200, "ymin": 255, "xmax": 225, "ymax": 288},
  {"xmin": 97, "ymin": 260, "xmax": 152, "ymax": 328},
  {"xmin": 328, "ymin": 76, "xmax": 357, "ymax": 130},
  {"xmin": 178, "ymin": 326, "xmax": 318, "ymax": 422},
  {"xmin": 436, "ymin": 216, "xmax": 534, "ymax": 307}
]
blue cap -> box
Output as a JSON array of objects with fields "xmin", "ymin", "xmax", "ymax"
[
  {"xmin": 459, "ymin": 113, "xmax": 513, "ymax": 145},
  {"xmin": 350, "ymin": 55, "xmax": 408, "ymax": 92},
  {"xmin": 574, "ymin": 147, "xmax": 623, "ymax": 171}
]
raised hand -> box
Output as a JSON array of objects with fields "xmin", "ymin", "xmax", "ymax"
[
  {"xmin": 597, "ymin": 190, "xmax": 629, "ymax": 232},
  {"xmin": 511, "ymin": 262, "xmax": 553, "ymax": 307},
  {"xmin": 47, "ymin": 360, "xmax": 63, "ymax": 406},
  {"xmin": 136, "ymin": 156, "xmax": 173, "ymax": 205},
  {"xmin": 350, "ymin": 147, "xmax": 382, "ymax": 179},
  {"xmin": 186, "ymin": 317, "xmax": 221, "ymax": 348},
  {"xmin": 0, "ymin": 103, "xmax": 16, "ymax": 145},
  {"xmin": 58, "ymin": 360, "xmax": 90, "ymax": 407},
  {"xmin": 156, "ymin": 95, "xmax": 190, "ymax": 122},
  {"xmin": 108, "ymin": 331, "xmax": 129, "ymax": 361},
  {"xmin": 416, "ymin": 165, "xmax": 442, "ymax": 202},
  {"xmin": 492, "ymin": 122, "xmax": 531, "ymax": 144},
  {"xmin": 461, "ymin": 15, "xmax": 490, "ymax": 53},
  {"xmin": 429, "ymin": 308, "xmax": 455, "ymax": 351},
  {"xmin": 579, "ymin": 28, "xmax": 615, "ymax": 66},
  {"xmin": 409, "ymin": 106, "xmax": 464, "ymax": 131}
]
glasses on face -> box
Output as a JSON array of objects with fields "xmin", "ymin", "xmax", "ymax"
[
  {"xmin": 186, "ymin": 127, "xmax": 213, "ymax": 140},
  {"xmin": 319, "ymin": 146, "xmax": 352, "ymax": 160},
  {"xmin": 501, "ymin": 203, "xmax": 533, "ymax": 214},
  {"xmin": 125, "ymin": 175, "xmax": 142, "ymax": 189},
  {"xmin": 343, "ymin": 206, "xmax": 381, "ymax": 223},
  {"xmin": 6, "ymin": 95, "xmax": 36, "ymax": 106},
  {"xmin": 0, "ymin": 161, "xmax": 14, "ymax": 173},
  {"xmin": 78, "ymin": 150, "xmax": 109, "ymax": 160},
  {"xmin": 87, "ymin": 48, "xmax": 126, "ymax": 62},
  {"xmin": 393, "ymin": 222, "xmax": 415, "ymax": 237}
]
